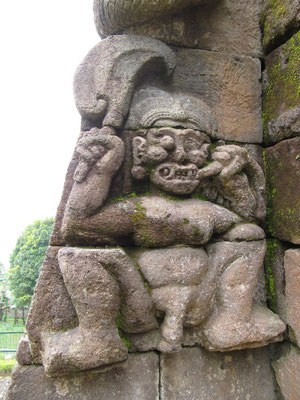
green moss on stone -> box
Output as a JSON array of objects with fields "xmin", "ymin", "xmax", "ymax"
[
  {"xmin": 264, "ymin": 239, "xmax": 279, "ymax": 312},
  {"xmin": 261, "ymin": 0, "xmax": 289, "ymax": 50},
  {"xmin": 263, "ymin": 31, "xmax": 300, "ymax": 142}
]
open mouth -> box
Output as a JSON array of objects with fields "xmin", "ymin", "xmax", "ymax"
[
  {"xmin": 157, "ymin": 164, "xmax": 198, "ymax": 181},
  {"xmin": 151, "ymin": 163, "xmax": 200, "ymax": 195}
]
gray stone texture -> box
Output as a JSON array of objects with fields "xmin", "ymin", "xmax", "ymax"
[
  {"xmin": 265, "ymin": 137, "xmax": 300, "ymax": 244},
  {"xmin": 272, "ymin": 343, "xmax": 300, "ymax": 400},
  {"xmin": 263, "ymin": 32, "xmax": 300, "ymax": 145},
  {"xmin": 264, "ymin": 239, "xmax": 288, "ymax": 321},
  {"xmin": 97, "ymin": 0, "xmax": 263, "ymax": 58},
  {"xmin": 0, "ymin": 378, "xmax": 10, "ymax": 400},
  {"xmin": 171, "ymin": 49, "xmax": 262, "ymax": 143},
  {"xmin": 73, "ymin": 35, "xmax": 176, "ymax": 128},
  {"xmin": 6, "ymin": 353, "xmax": 159, "ymax": 400},
  {"xmin": 25, "ymin": 247, "xmax": 77, "ymax": 364},
  {"xmin": 74, "ymin": 36, "xmax": 262, "ymax": 143},
  {"xmin": 261, "ymin": 0, "xmax": 300, "ymax": 53},
  {"xmin": 161, "ymin": 346, "xmax": 278, "ymax": 400},
  {"xmin": 93, "ymin": 0, "xmax": 211, "ymax": 37},
  {"xmin": 284, "ymin": 249, "xmax": 300, "ymax": 346}
]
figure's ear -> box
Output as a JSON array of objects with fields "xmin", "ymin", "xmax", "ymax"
[
  {"xmin": 132, "ymin": 137, "xmax": 147, "ymax": 165},
  {"xmin": 132, "ymin": 137, "xmax": 148, "ymax": 180}
]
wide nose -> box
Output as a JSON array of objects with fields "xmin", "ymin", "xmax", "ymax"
[{"xmin": 173, "ymin": 146, "xmax": 187, "ymax": 163}]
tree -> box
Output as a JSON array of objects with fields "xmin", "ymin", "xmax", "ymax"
[{"xmin": 9, "ymin": 218, "xmax": 54, "ymax": 307}]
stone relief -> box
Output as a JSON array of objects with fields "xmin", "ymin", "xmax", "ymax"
[
  {"xmin": 93, "ymin": 0, "xmax": 216, "ymax": 37},
  {"xmin": 21, "ymin": 34, "xmax": 286, "ymax": 377}
]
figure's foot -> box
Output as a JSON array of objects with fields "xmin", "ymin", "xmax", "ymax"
[
  {"xmin": 200, "ymin": 305, "xmax": 286, "ymax": 351},
  {"xmin": 42, "ymin": 326, "xmax": 128, "ymax": 376},
  {"xmin": 157, "ymin": 338, "xmax": 182, "ymax": 353}
]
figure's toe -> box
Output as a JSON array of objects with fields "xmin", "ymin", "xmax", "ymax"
[
  {"xmin": 42, "ymin": 327, "xmax": 128, "ymax": 376},
  {"xmin": 157, "ymin": 338, "xmax": 182, "ymax": 353},
  {"xmin": 200, "ymin": 305, "xmax": 286, "ymax": 352}
]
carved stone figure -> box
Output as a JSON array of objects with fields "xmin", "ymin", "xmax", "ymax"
[
  {"xmin": 93, "ymin": 0, "xmax": 215, "ymax": 37},
  {"xmin": 19, "ymin": 35, "xmax": 285, "ymax": 378}
]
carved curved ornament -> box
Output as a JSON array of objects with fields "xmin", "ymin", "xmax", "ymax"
[
  {"xmin": 93, "ymin": 0, "xmax": 213, "ymax": 37},
  {"xmin": 74, "ymin": 35, "xmax": 176, "ymax": 128}
]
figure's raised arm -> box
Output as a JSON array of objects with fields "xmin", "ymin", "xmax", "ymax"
[
  {"xmin": 66, "ymin": 127, "xmax": 125, "ymax": 217},
  {"xmin": 208, "ymin": 145, "xmax": 266, "ymax": 221}
]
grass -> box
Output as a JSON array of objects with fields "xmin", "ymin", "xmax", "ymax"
[
  {"xmin": 0, "ymin": 318, "xmax": 25, "ymax": 374},
  {"xmin": 0, "ymin": 358, "xmax": 16, "ymax": 375}
]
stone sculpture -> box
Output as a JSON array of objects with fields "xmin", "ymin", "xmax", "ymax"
[
  {"xmin": 93, "ymin": 0, "xmax": 214, "ymax": 37},
  {"xmin": 15, "ymin": 33, "xmax": 286, "ymax": 379}
]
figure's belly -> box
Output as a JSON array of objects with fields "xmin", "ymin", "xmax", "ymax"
[
  {"xmin": 131, "ymin": 247, "xmax": 209, "ymax": 288},
  {"xmin": 132, "ymin": 197, "xmax": 218, "ymax": 247}
]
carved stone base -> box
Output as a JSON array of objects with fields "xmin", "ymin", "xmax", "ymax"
[
  {"xmin": 7, "ymin": 347, "xmax": 279, "ymax": 400},
  {"xmin": 6, "ymin": 353, "xmax": 159, "ymax": 400}
]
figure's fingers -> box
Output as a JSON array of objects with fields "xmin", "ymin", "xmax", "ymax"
[
  {"xmin": 211, "ymin": 151, "xmax": 231, "ymax": 163},
  {"xmin": 196, "ymin": 161, "xmax": 222, "ymax": 179},
  {"xmin": 214, "ymin": 145, "xmax": 248, "ymax": 158},
  {"xmin": 74, "ymin": 160, "xmax": 90, "ymax": 183},
  {"xmin": 220, "ymin": 157, "xmax": 244, "ymax": 178},
  {"xmin": 76, "ymin": 146, "xmax": 95, "ymax": 162}
]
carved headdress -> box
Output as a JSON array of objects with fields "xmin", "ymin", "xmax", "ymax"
[{"xmin": 125, "ymin": 87, "xmax": 218, "ymax": 137}]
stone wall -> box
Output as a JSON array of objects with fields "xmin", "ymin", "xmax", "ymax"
[
  {"xmin": 6, "ymin": 1, "xmax": 300, "ymax": 399},
  {"xmin": 261, "ymin": 0, "xmax": 300, "ymax": 398}
]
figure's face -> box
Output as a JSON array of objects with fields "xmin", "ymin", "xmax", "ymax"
[{"xmin": 132, "ymin": 128, "xmax": 210, "ymax": 195}]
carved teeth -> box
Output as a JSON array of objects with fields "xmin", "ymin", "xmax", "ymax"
[{"xmin": 158, "ymin": 165, "xmax": 198, "ymax": 181}]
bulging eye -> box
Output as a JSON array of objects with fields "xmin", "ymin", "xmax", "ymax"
[
  {"xmin": 146, "ymin": 146, "xmax": 168, "ymax": 162},
  {"xmin": 160, "ymin": 135, "xmax": 175, "ymax": 150}
]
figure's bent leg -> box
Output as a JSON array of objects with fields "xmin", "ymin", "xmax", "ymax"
[
  {"xmin": 201, "ymin": 238, "xmax": 285, "ymax": 351},
  {"xmin": 42, "ymin": 247, "xmax": 128, "ymax": 376},
  {"xmin": 97, "ymin": 248, "xmax": 158, "ymax": 333}
]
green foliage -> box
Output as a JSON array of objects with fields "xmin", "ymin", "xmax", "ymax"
[
  {"xmin": 0, "ymin": 359, "xmax": 16, "ymax": 374},
  {"xmin": 9, "ymin": 218, "xmax": 54, "ymax": 307}
]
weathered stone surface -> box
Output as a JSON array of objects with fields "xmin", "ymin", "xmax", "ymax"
[
  {"xmin": 75, "ymin": 41, "xmax": 262, "ymax": 143},
  {"xmin": 6, "ymin": 353, "xmax": 159, "ymax": 400},
  {"xmin": 161, "ymin": 346, "xmax": 278, "ymax": 400},
  {"xmin": 261, "ymin": 0, "xmax": 300, "ymax": 53},
  {"xmin": 16, "ymin": 336, "xmax": 32, "ymax": 366},
  {"xmin": 264, "ymin": 239, "xmax": 288, "ymax": 320},
  {"xmin": 171, "ymin": 49, "xmax": 262, "ymax": 143},
  {"xmin": 120, "ymin": 0, "xmax": 263, "ymax": 57},
  {"xmin": 50, "ymin": 146, "xmax": 79, "ymax": 246},
  {"xmin": 32, "ymin": 247, "xmax": 159, "ymax": 377},
  {"xmin": 42, "ymin": 248, "xmax": 129, "ymax": 377},
  {"xmin": 272, "ymin": 343, "xmax": 300, "ymax": 400},
  {"xmin": 263, "ymin": 32, "xmax": 300, "ymax": 145},
  {"xmin": 265, "ymin": 137, "xmax": 300, "ymax": 244},
  {"xmin": 284, "ymin": 249, "xmax": 300, "ymax": 346},
  {"xmin": 74, "ymin": 35, "xmax": 176, "ymax": 128},
  {"xmin": 93, "ymin": 0, "xmax": 211, "ymax": 37},
  {"xmin": 25, "ymin": 247, "xmax": 77, "ymax": 364}
]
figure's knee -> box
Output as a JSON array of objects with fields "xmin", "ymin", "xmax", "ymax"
[{"xmin": 221, "ymin": 223, "xmax": 265, "ymax": 242}]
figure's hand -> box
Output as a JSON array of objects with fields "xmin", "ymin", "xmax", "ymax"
[
  {"xmin": 74, "ymin": 126, "xmax": 124, "ymax": 183},
  {"xmin": 211, "ymin": 145, "xmax": 250, "ymax": 181}
]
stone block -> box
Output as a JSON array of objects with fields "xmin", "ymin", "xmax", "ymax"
[
  {"xmin": 263, "ymin": 32, "xmax": 300, "ymax": 145},
  {"xmin": 265, "ymin": 137, "xmax": 300, "ymax": 244},
  {"xmin": 261, "ymin": 0, "xmax": 300, "ymax": 53},
  {"xmin": 284, "ymin": 249, "xmax": 300, "ymax": 346},
  {"xmin": 264, "ymin": 239, "xmax": 287, "ymax": 319},
  {"xmin": 6, "ymin": 353, "xmax": 159, "ymax": 400},
  {"xmin": 161, "ymin": 346, "xmax": 278, "ymax": 400},
  {"xmin": 171, "ymin": 48, "xmax": 262, "ymax": 143},
  {"xmin": 121, "ymin": 0, "xmax": 263, "ymax": 57},
  {"xmin": 272, "ymin": 343, "xmax": 300, "ymax": 400},
  {"xmin": 25, "ymin": 247, "xmax": 77, "ymax": 364}
]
